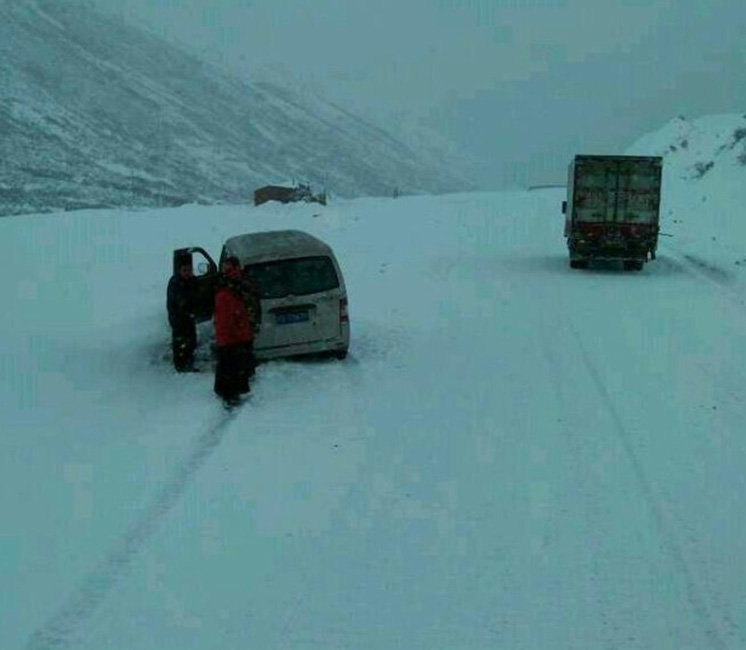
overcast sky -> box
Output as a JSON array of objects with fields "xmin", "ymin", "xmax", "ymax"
[{"xmin": 86, "ymin": 0, "xmax": 746, "ymax": 188}]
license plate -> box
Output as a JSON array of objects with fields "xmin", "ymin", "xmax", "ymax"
[{"xmin": 275, "ymin": 311, "xmax": 310, "ymax": 325}]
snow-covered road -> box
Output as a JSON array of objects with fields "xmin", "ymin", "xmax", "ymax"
[{"xmin": 4, "ymin": 175, "xmax": 746, "ymax": 649}]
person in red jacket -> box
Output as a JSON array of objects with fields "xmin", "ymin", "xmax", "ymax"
[{"xmin": 213, "ymin": 256, "xmax": 255, "ymax": 406}]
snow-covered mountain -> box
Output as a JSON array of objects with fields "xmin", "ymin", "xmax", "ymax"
[
  {"xmin": 0, "ymin": 0, "xmax": 476, "ymax": 217},
  {"xmin": 625, "ymin": 113, "xmax": 746, "ymax": 181},
  {"xmin": 625, "ymin": 113, "xmax": 746, "ymax": 263}
]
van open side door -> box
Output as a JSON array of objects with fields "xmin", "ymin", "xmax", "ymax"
[{"xmin": 172, "ymin": 247, "xmax": 218, "ymax": 323}]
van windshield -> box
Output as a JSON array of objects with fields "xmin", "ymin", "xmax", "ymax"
[{"xmin": 243, "ymin": 256, "xmax": 340, "ymax": 299}]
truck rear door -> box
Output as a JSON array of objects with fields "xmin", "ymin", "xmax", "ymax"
[
  {"xmin": 573, "ymin": 158, "xmax": 618, "ymax": 224},
  {"xmin": 574, "ymin": 157, "xmax": 661, "ymax": 225},
  {"xmin": 614, "ymin": 159, "xmax": 662, "ymax": 225}
]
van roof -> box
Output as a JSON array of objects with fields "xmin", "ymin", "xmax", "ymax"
[{"xmin": 224, "ymin": 230, "xmax": 333, "ymax": 263}]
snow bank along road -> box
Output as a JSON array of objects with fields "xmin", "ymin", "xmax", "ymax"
[{"xmin": 5, "ymin": 189, "xmax": 746, "ymax": 649}]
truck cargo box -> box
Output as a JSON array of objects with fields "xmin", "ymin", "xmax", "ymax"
[{"xmin": 562, "ymin": 155, "xmax": 662, "ymax": 270}]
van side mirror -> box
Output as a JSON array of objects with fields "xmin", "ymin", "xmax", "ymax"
[{"xmin": 561, "ymin": 201, "xmax": 567, "ymax": 214}]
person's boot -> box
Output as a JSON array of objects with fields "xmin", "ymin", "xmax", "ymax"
[{"xmin": 222, "ymin": 395, "xmax": 242, "ymax": 410}]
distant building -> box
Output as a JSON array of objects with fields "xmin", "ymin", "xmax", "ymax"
[{"xmin": 253, "ymin": 182, "xmax": 327, "ymax": 207}]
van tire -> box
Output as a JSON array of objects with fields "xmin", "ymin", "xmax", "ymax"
[{"xmin": 333, "ymin": 350, "xmax": 348, "ymax": 360}]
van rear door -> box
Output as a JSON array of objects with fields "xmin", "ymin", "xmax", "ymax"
[{"xmin": 244, "ymin": 256, "xmax": 343, "ymax": 349}]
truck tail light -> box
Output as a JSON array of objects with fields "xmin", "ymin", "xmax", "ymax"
[{"xmin": 340, "ymin": 298, "xmax": 349, "ymax": 324}]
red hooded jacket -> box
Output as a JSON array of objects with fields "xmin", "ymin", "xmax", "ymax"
[{"xmin": 214, "ymin": 269, "xmax": 253, "ymax": 347}]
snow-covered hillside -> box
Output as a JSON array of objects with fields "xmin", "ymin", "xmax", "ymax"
[
  {"xmin": 3, "ymin": 115, "xmax": 746, "ymax": 649},
  {"xmin": 0, "ymin": 0, "xmax": 475, "ymax": 218},
  {"xmin": 625, "ymin": 113, "xmax": 746, "ymax": 267}
]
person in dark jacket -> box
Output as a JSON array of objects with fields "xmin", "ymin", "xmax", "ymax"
[
  {"xmin": 167, "ymin": 256, "xmax": 197, "ymax": 372},
  {"xmin": 213, "ymin": 256, "xmax": 255, "ymax": 406}
]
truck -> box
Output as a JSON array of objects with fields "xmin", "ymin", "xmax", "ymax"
[{"xmin": 562, "ymin": 155, "xmax": 663, "ymax": 270}]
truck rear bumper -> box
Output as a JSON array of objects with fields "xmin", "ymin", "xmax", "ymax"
[{"xmin": 568, "ymin": 239, "xmax": 654, "ymax": 262}]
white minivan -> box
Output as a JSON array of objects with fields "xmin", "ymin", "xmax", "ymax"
[{"xmin": 172, "ymin": 230, "xmax": 349, "ymax": 360}]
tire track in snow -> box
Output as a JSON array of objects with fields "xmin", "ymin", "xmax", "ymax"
[
  {"xmin": 655, "ymin": 247, "xmax": 746, "ymax": 645},
  {"xmin": 657, "ymin": 489, "xmax": 746, "ymax": 647},
  {"xmin": 537, "ymin": 318, "xmax": 618, "ymax": 649},
  {"xmin": 24, "ymin": 409, "xmax": 239, "ymax": 650},
  {"xmin": 566, "ymin": 322, "xmax": 731, "ymax": 650},
  {"xmin": 658, "ymin": 247, "xmax": 746, "ymax": 314}
]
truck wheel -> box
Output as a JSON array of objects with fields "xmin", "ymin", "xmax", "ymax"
[{"xmin": 570, "ymin": 259, "xmax": 588, "ymax": 269}]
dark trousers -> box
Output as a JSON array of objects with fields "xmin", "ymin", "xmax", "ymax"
[
  {"xmin": 247, "ymin": 340, "xmax": 257, "ymax": 378},
  {"xmin": 171, "ymin": 319, "xmax": 197, "ymax": 372},
  {"xmin": 214, "ymin": 343, "xmax": 252, "ymax": 399}
]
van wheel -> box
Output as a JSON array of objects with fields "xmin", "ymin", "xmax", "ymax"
[
  {"xmin": 333, "ymin": 350, "xmax": 348, "ymax": 360},
  {"xmin": 570, "ymin": 259, "xmax": 587, "ymax": 269}
]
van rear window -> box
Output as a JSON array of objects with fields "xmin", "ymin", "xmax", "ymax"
[{"xmin": 243, "ymin": 256, "xmax": 340, "ymax": 299}]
